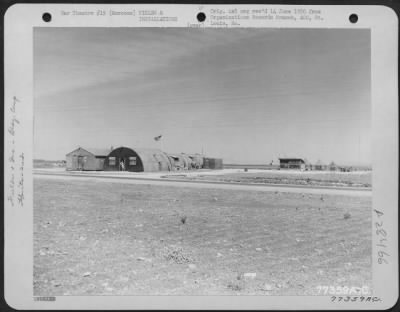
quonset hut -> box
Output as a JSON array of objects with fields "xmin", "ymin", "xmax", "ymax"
[
  {"xmin": 189, "ymin": 154, "xmax": 204, "ymax": 169},
  {"xmin": 66, "ymin": 147, "xmax": 110, "ymax": 171},
  {"xmin": 167, "ymin": 153, "xmax": 203, "ymax": 170},
  {"xmin": 180, "ymin": 153, "xmax": 194, "ymax": 170},
  {"xmin": 167, "ymin": 154, "xmax": 185, "ymax": 170},
  {"xmin": 104, "ymin": 146, "xmax": 173, "ymax": 172}
]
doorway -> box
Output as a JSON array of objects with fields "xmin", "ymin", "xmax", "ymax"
[
  {"xmin": 77, "ymin": 156, "xmax": 84, "ymax": 170},
  {"xmin": 118, "ymin": 157, "xmax": 126, "ymax": 171}
]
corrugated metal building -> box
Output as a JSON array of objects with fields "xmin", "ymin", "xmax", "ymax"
[
  {"xmin": 65, "ymin": 147, "xmax": 110, "ymax": 171},
  {"xmin": 104, "ymin": 146, "xmax": 173, "ymax": 172},
  {"xmin": 180, "ymin": 153, "xmax": 194, "ymax": 170},
  {"xmin": 168, "ymin": 154, "xmax": 184, "ymax": 171},
  {"xmin": 189, "ymin": 154, "xmax": 204, "ymax": 169},
  {"xmin": 203, "ymin": 157, "xmax": 223, "ymax": 169}
]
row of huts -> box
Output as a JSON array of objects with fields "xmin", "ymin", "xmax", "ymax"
[
  {"xmin": 66, "ymin": 146, "xmax": 223, "ymax": 172},
  {"xmin": 278, "ymin": 158, "xmax": 357, "ymax": 172}
]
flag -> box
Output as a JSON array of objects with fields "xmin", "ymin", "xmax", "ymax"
[{"xmin": 154, "ymin": 135, "xmax": 162, "ymax": 141}]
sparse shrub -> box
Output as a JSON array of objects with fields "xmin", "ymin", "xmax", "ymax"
[
  {"xmin": 344, "ymin": 212, "xmax": 351, "ymax": 219},
  {"xmin": 163, "ymin": 246, "xmax": 194, "ymax": 264},
  {"xmin": 227, "ymin": 282, "xmax": 243, "ymax": 291},
  {"xmin": 180, "ymin": 216, "xmax": 187, "ymax": 224}
]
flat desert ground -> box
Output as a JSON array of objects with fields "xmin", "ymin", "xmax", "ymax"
[{"xmin": 34, "ymin": 171, "xmax": 372, "ymax": 296}]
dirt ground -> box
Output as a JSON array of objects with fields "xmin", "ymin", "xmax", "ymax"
[
  {"xmin": 34, "ymin": 177, "xmax": 371, "ymax": 296},
  {"xmin": 168, "ymin": 170, "xmax": 372, "ymax": 188}
]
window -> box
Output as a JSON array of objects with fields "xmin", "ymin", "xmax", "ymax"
[
  {"xmin": 83, "ymin": 156, "xmax": 87, "ymax": 162},
  {"xmin": 109, "ymin": 157, "xmax": 116, "ymax": 165},
  {"xmin": 129, "ymin": 157, "xmax": 137, "ymax": 165}
]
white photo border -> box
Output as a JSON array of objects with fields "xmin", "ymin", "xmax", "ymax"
[{"xmin": 4, "ymin": 3, "xmax": 398, "ymax": 310}]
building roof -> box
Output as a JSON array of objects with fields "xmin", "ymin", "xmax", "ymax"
[
  {"xmin": 85, "ymin": 147, "xmax": 113, "ymax": 156},
  {"xmin": 278, "ymin": 158, "xmax": 305, "ymax": 162},
  {"xmin": 115, "ymin": 147, "xmax": 173, "ymax": 171},
  {"xmin": 180, "ymin": 154, "xmax": 192, "ymax": 160},
  {"xmin": 66, "ymin": 147, "xmax": 111, "ymax": 157},
  {"xmin": 188, "ymin": 153, "xmax": 204, "ymax": 159}
]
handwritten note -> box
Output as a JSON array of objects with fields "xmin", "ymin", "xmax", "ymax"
[
  {"xmin": 18, "ymin": 152, "xmax": 25, "ymax": 206},
  {"xmin": 7, "ymin": 96, "xmax": 24, "ymax": 207},
  {"xmin": 374, "ymin": 209, "xmax": 389, "ymax": 264},
  {"xmin": 331, "ymin": 296, "xmax": 381, "ymax": 303}
]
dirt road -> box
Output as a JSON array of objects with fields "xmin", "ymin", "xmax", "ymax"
[{"xmin": 34, "ymin": 172, "xmax": 371, "ymax": 197}]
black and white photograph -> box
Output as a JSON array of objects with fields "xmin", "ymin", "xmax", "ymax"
[
  {"xmin": 3, "ymin": 3, "xmax": 398, "ymax": 309},
  {"xmin": 33, "ymin": 27, "xmax": 373, "ymax": 296}
]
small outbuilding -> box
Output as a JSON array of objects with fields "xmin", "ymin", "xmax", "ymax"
[
  {"xmin": 313, "ymin": 160, "xmax": 326, "ymax": 171},
  {"xmin": 203, "ymin": 157, "xmax": 223, "ymax": 170},
  {"xmin": 279, "ymin": 158, "xmax": 306, "ymax": 170},
  {"xmin": 104, "ymin": 146, "xmax": 173, "ymax": 172},
  {"xmin": 303, "ymin": 158, "xmax": 312, "ymax": 171},
  {"xmin": 328, "ymin": 161, "xmax": 339, "ymax": 171},
  {"xmin": 66, "ymin": 147, "xmax": 110, "ymax": 171}
]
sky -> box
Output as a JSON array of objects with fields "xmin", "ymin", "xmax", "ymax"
[{"xmin": 34, "ymin": 27, "xmax": 371, "ymax": 165}]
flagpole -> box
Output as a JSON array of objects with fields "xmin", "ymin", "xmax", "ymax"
[{"xmin": 154, "ymin": 135, "xmax": 163, "ymax": 151}]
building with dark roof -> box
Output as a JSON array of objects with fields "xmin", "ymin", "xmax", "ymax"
[{"xmin": 279, "ymin": 158, "xmax": 306, "ymax": 170}]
